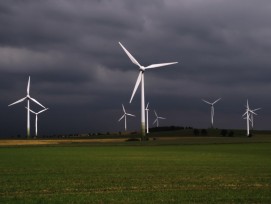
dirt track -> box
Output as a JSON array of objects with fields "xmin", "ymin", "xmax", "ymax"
[{"xmin": 0, "ymin": 138, "xmax": 128, "ymax": 146}]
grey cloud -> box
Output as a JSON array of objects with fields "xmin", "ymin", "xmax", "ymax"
[{"xmin": 1, "ymin": 0, "xmax": 271, "ymax": 137}]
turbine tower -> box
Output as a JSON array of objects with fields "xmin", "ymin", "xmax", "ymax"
[
  {"xmin": 242, "ymin": 100, "xmax": 257, "ymax": 137},
  {"xmin": 202, "ymin": 98, "xmax": 221, "ymax": 128},
  {"xmin": 118, "ymin": 104, "xmax": 135, "ymax": 131},
  {"xmin": 145, "ymin": 103, "xmax": 150, "ymax": 134},
  {"xmin": 119, "ymin": 42, "xmax": 178, "ymax": 140},
  {"xmin": 26, "ymin": 107, "xmax": 48, "ymax": 137},
  {"xmin": 153, "ymin": 110, "xmax": 166, "ymax": 127},
  {"xmin": 8, "ymin": 76, "xmax": 46, "ymax": 138}
]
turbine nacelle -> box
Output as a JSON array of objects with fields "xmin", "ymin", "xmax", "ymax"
[{"xmin": 139, "ymin": 67, "xmax": 145, "ymax": 72}]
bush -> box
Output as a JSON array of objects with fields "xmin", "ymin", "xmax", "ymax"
[
  {"xmin": 193, "ymin": 129, "xmax": 199, "ymax": 136},
  {"xmin": 201, "ymin": 129, "xmax": 208, "ymax": 136},
  {"xmin": 228, "ymin": 130, "xmax": 234, "ymax": 137},
  {"xmin": 220, "ymin": 129, "xmax": 228, "ymax": 137}
]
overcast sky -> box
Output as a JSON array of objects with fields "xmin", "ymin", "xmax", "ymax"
[{"xmin": 1, "ymin": 0, "xmax": 271, "ymax": 137}]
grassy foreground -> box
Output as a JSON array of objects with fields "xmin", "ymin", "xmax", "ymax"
[{"xmin": 0, "ymin": 141, "xmax": 270, "ymax": 203}]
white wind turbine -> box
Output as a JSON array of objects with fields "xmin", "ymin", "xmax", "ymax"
[
  {"xmin": 26, "ymin": 107, "xmax": 48, "ymax": 137},
  {"xmin": 145, "ymin": 102, "xmax": 150, "ymax": 134},
  {"xmin": 8, "ymin": 76, "xmax": 46, "ymax": 138},
  {"xmin": 119, "ymin": 42, "xmax": 178, "ymax": 139},
  {"xmin": 153, "ymin": 110, "xmax": 166, "ymax": 128},
  {"xmin": 202, "ymin": 98, "xmax": 221, "ymax": 128},
  {"xmin": 118, "ymin": 104, "xmax": 136, "ymax": 131},
  {"xmin": 242, "ymin": 100, "xmax": 257, "ymax": 137}
]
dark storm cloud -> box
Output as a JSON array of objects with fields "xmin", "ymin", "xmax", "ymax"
[{"xmin": 1, "ymin": 0, "xmax": 271, "ymax": 137}]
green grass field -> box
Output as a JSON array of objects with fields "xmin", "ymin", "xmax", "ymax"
[{"xmin": 0, "ymin": 140, "xmax": 271, "ymax": 203}]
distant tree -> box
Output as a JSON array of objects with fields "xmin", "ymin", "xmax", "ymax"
[
  {"xmin": 201, "ymin": 129, "xmax": 208, "ymax": 136},
  {"xmin": 228, "ymin": 130, "xmax": 234, "ymax": 137},
  {"xmin": 193, "ymin": 129, "xmax": 199, "ymax": 136},
  {"xmin": 221, "ymin": 129, "xmax": 228, "ymax": 137}
]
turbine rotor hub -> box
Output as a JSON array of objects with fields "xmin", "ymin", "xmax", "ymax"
[{"xmin": 139, "ymin": 66, "xmax": 145, "ymax": 72}]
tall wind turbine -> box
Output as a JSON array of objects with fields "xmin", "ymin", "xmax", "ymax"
[
  {"xmin": 242, "ymin": 100, "xmax": 257, "ymax": 137},
  {"xmin": 153, "ymin": 110, "xmax": 166, "ymax": 127},
  {"xmin": 8, "ymin": 76, "xmax": 46, "ymax": 138},
  {"xmin": 145, "ymin": 102, "xmax": 150, "ymax": 134},
  {"xmin": 202, "ymin": 98, "xmax": 221, "ymax": 128},
  {"xmin": 119, "ymin": 42, "xmax": 178, "ymax": 139},
  {"xmin": 26, "ymin": 107, "xmax": 48, "ymax": 137},
  {"xmin": 118, "ymin": 104, "xmax": 135, "ymax": 131}
]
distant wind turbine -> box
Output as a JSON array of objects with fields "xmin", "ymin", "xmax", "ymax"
[
  {"xmin": 242, "ymin": 100, "xmax": 257, "ymax": 137},
  {"xmin": 118, "ymin": 104, "xmax": 135, "ymax": 131},
  {"xmin": 202, "ymin": 98, "xmax": 221, "ymax": 128},
  {"xmin": 145, "ymin": 102, "xmax": 150, "ymax": 134},
  {"xmin": 8, "ymin": 76, "xmax": 46, "ymax": 138},
  {"xmin": 153, "ymin": 110, "xmax": 166, "ymax": 127},
  {"xmin": 119, "ymin": 42, "xmax": 178, "ymax": 139},
  {"xmin": 26, "ymin": 107, "xmax": 48, "ymax": 137}
]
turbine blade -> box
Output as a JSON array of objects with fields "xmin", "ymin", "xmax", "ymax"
[
  {"xmin": 25, "ymin": 107, "xmax": 36, "ymax": 114},
  {"xmin": 146, "ymin": 102, "xmax": 149, "ymax": 109},
  {"xmin": 154, "ymin": 110, "xmax": 158, "ymax": 117},
  {"xmin": 8, "ymin": 97, "xmax": 27, "ymax": 106},
  {"xmin": 159, "ymin": 117, "xmax": 166, "ymax": 119},
  {"xmin": 129, "ymin": 71, "xmax": 142, "ymax": 103},
  {"xmin": 153, "ymin": 119, "xmax": 157, "ymax": 124},
  {"xmin": 122, "ymin": 104, "xmax": 126, "ymax": 113},
  {"xmin": 118, "ymin": 114, "xmax": 125, "ymax": 121},
  {"xmin": 145, "ymin": 62, "xmax": 178, "ymax": 69},
  {"xmin": 242, "ymin": 111, "xmax": 248, "ymax": 117},
  {"xmin": 252, "ymin": 108, "xmax": 261, "ymax": 112},
  {"xmin": 202, "ymin": 99, "xmax": 212, "ymax": 105},
  {"xmin": 249, "ymin": 110, "xmax": 257, "ymax": 115},
  {"xmin": 126, "ymin": 113, "xmax": 135, "ymax": 117},
  {"xmin": 38, "ymin": 108, "xmax": 48, "ymax": 114},
  {"xmin": 27, "ymin": 76, "xmax": 30, "ymax": 95},
  {"xmin": 29, "ymin": 97, "xmax": 46, "ymax": 108},
  {"xmin": 119, "ymin": 42, "xmax": 141, "ymax": 67},
  {"xmin": 213, "ymin": 98, "xmax": 221, "ymax": 104}
]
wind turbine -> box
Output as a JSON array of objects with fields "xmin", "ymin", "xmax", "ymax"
[
  {"xmin": 153, "ymin": 110, "xmax": 166, "ymax": 127},
  {"xmin": 119, "ymin": 42, "xmax": 178, "ymax": 139},
  {"xmin": 118, "ymin": 104, "xmax": 135, "ymax": 131},
  {"xmin": 26, "ymin": 107, "xmax": 48, "ymax": 137},
  {"xmin": 8, "ymin": 76, "xmax": 46, "ymax": 138},
  {"xmin": 145, "ymin": 102, "xmax": 150, "ymax": 134},
  {"xmin": 202, "ymin": 98, "xmax": 221, "ymax": 128},
  {"xmin": 242, "ymin": 100, "xmax": 257, "ymax": 137}
]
